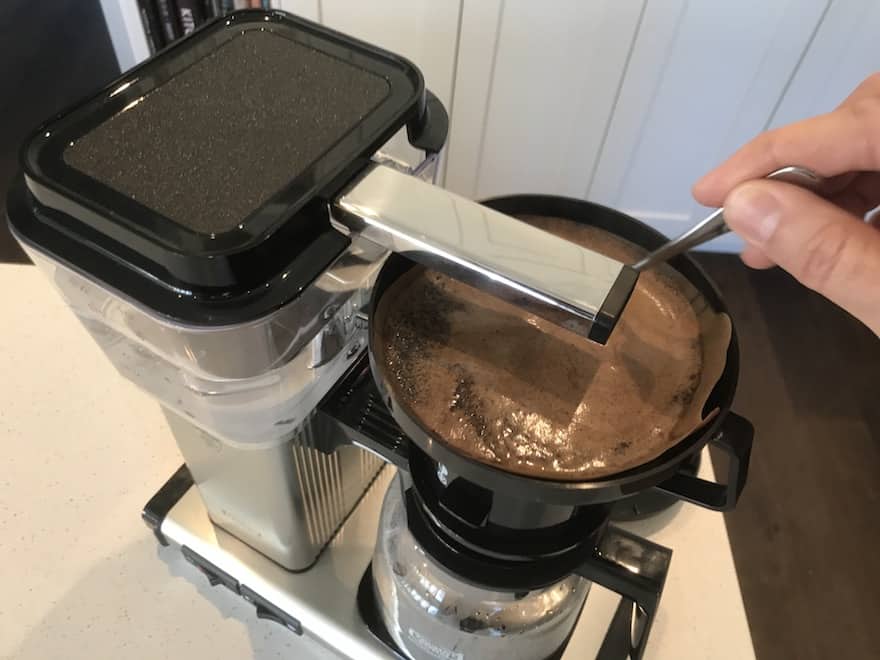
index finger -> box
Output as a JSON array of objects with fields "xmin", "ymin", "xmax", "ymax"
[
  {"xmin": 693, "ymin": 99, "xmax": 880, "ymax": 207},
  {"xmin": 837, "ymin": 71, "xmax": 880, "ymax": 107}
]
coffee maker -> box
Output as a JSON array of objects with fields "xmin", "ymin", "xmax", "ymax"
[{"xmin": 6, "ymin": 10, "xmax": 753, "ymax": 659}]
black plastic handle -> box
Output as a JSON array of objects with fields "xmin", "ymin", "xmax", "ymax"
[
  {"xmin": 407, "ymin": 89, "xmax": 449, "ymax": 154},
  {"xmin": 577, "ymin": 526, "xmax": 672, "ymax": 660},
  {"xmin": 653, "ymin": 411, "xmax": 753, "ymax": 511}
]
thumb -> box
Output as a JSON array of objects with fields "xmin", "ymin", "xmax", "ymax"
[{"xmin": 724, "ymin": 180, "xmax": 880, "ymax": 335}]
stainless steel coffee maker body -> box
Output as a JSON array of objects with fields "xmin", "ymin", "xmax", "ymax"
[{"xmin": 19, "ymin": 150, "xmax": 441, "ymax": 570}]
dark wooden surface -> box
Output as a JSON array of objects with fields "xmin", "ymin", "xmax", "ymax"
[
  {"xmin": 696, "ymin": 253, "xmax": 880, "ymax": 660},
  {"xmin": 2, "ymin": 4, "xmax": 879, "ymax": 658}
]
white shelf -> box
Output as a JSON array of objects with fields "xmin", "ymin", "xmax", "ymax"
[
  {"xmin": 98, "ymin": 1, "xmax": 285, "ymax": 72},
  {"xmin": 99, "ymin": 0, "xmax": 151, "ymax": 71}
]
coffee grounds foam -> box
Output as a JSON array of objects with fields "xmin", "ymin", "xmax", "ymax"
[{"xmin": 376, "ymin": 217, "xmax": 731, "ymax": 480}]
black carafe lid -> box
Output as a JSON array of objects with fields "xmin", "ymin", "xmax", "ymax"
[{"xmin": 9, "ymin": 9, "xmax": 435, "ymax": 325}]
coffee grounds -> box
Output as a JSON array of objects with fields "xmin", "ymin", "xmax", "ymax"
[{"xmin": 377, "ymin": 218, "xmax": 728, "ymax": 480}]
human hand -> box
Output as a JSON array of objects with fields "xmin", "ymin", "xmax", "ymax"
[{"xmin": 693, "ymin": 74, "xmax": 880, "ymax": 336}]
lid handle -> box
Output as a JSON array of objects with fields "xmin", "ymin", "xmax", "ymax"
[{"xmin": 332, "ymin": 163, "xmax": 638, "ymax": 344}]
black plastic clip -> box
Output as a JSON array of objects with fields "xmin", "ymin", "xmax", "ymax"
[
  {"xmin": 654, "ymin": 412, "xmax": 754, "ymax": 511},
  {"xmin": 407, "ymin": 89, "xmax": 449, "ymax": 155},
  {"xmin": 240, "ymin": 585, "xmax": 303, "ymax": 636}
]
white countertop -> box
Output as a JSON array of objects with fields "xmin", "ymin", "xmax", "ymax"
[{"xmin": 0, "ymin": 264, "xmax": 755, "ymax": 660}]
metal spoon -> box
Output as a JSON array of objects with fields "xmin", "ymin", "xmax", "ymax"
[{"xmin": 632, "ymin": 166, "xmax": 829, "ymax": 271}]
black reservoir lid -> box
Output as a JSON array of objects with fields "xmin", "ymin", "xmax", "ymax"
[{"xmin": 11, "ymin": 9, "xmax": 433, "ymax": 324}]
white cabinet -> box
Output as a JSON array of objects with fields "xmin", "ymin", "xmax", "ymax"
[
  {"xmin": 589, "ymin": 0, "xmax": 831, "ymax": 251},
  {"xmin": 446, "ymin": 0, "xmax": 834, "ymax": 251},
  {"xmin": 276, "ymin": 1, "xmax": 320, "ymax": 22},
  {"xmin": 444, "ymin": 0, "xmax": 644, "ymax": 200},
  {"xmin": 769, "ymin": 0, "xmax": 880, "ymax": 127},
  {"xmin": 99, "ymin": 0, "xmax": 151, "ymax": 70}
]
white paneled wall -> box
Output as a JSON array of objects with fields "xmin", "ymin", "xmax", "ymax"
[
  {"xmin": 587, "ymin": 0, "xmax": 831, "ymax": 250},
  {"xmin": 442, "ymin": 0, "xmax": 503, "ymax": 196},
  {"xmin": 769, "ymin": 0, "xmax": 880, "ymax": 127},
  {"xmin": 101, "ymin": 1, "xmax": 879, "ymax": 251},
  {"xmin": 275, "ymin": 1, "xmax": 320, "ymax": 22},
  {"xmin": 99, "ymin": 0, "xmax": 150, "ymax": 70},
  {"xmin": 445, "ymin": 0, "xmax": 645, "ymax": 200}
]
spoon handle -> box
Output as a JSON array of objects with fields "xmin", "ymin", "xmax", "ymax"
[{"xmin": 632, "ymin": 166, "xmax": 828, "ymax": 271}]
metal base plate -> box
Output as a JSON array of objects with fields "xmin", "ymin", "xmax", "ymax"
[{"xmin": 152, "ymin": 467, "xmax": 660, "ymax": 659}]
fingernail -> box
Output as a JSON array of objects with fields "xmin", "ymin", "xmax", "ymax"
[{"xmin": 725, "ymin": 183, "xmax": 781, "ymax": 246}]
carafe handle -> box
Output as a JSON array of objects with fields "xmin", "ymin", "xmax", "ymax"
[
  {"xmin": 653, "ymin": 412, "xmax": 753, "ymax": 511},
  {"xmin": 576, "ymin": 526, "xmax": 672, "ymax": 660}
]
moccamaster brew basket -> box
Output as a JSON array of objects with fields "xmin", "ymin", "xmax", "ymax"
[
  {"xmin": 6, "ymin": 9, "xmax": 447, "ymax": 569},
  {"xmin": 321, "ymin": 196, "xmax": 753, "ymax": 511}
]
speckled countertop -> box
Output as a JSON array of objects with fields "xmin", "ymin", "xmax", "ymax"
[{"xmin": 0, "ymin": 264, "xmax": 755, "ymax": 660}]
